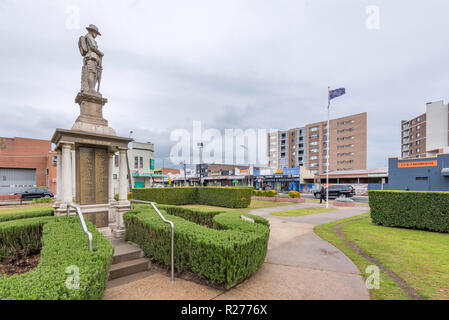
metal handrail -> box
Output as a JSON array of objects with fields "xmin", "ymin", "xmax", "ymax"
[
  {"xmin": 131, "ymin": 200, "xmax": 174, "ymax": 282},
  {"xmin": 66, "ymin": 203, "xmax": 93, "ymax": 252}
]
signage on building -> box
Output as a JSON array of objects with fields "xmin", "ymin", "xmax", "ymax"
[
  {"xmin": 273, "ymin": 168, "xmax": 283, "ymax": 174},
  {"xmin": 398, "ymin": 160, "xmax": 438, "ymax": 168}
]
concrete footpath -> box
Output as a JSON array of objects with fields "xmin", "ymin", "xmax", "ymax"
[{"xmin": 103, "ymin": 203, "xmax": 371, "ymax": 300}]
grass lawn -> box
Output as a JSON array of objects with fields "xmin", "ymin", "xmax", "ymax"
[
  {"xmin": 0, "ymin": 204, "xmax": 53, "ymax": 215},
  {"xmin": 181, "ymin": 200, "xmax": 297, "ymax": 211},
  {"xmin": 315, "ymin": 213, "xmax": 449, "ymax": 300},
  {"xmin": 270, "ymin": 207, "xmax": 337, "ymax": 217}
]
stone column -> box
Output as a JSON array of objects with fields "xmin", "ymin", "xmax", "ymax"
[
  {"xmin": 113, "ymin": 148, "xmax": 129, "ymax": 238},
  {"xmin": 109, "ymin": 152, "xmax": 116, "ymax": 203},
  {"xmin": 55, "ymin": 150, "xmax": 62, "ymax": 203},
  {"xmin": 61, "ymin": 143, "xmax": 73, "ymax": 206},
  {"xmin": 118, "ymin": 148, "xmax": 129, "ymax": 204},
  {"xmin": 108, "ymin": 152, "xmax": 117, "ymax": 224}
]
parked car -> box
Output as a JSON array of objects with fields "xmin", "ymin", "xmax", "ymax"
[
  {"xmin": 18, "ymin": 187, "xmax": 54, "ymax": 200},
  {"xmin": 314, "ymin": 184, "xmax": 355, "ymax": 199}
]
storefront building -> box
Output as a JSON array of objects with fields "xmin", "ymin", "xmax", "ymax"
[{"xmin": 388, "ymin": 154, "xmax": 449, "ymax": 191}]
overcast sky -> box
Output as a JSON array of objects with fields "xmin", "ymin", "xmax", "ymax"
[{"xmin": 1, "ymin": 0, "xmax": 449, "ymax": 169}]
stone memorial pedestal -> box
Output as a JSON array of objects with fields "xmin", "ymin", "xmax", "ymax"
[{"xmin": 52, "ymin": 91, "xmax": 132, "ymax": 238}]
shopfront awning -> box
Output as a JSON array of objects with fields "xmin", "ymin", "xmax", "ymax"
[{"xmin": 441, "ymin": 168, "xmax": 449, "ymax": 176}]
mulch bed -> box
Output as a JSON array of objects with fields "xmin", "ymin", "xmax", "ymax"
[{"xmin": 0, "ymin": 251, "xmax": 41, "ymax": 277}]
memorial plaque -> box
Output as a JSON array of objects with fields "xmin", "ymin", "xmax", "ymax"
[
  {"xmin": 77, "ymin": 147, "xmax": 95, "ymax": 205},
  {"xmin": 95, "ymin": 148, "xmax": 108, "ymax": 204},
  {"xmin": 84, "ymin": 211, "xmax": 108, "ymax": 228},
  {"xmin": 76, "ymin": 146, "xmax": 109, "ymax": 206}
]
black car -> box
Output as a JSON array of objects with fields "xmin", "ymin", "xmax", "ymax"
[
  {"xmin": 314, "ymin": 184, "xmax": 355, "ymax": 199},
  {"xmin": 19, "ymin": 188, "xmax": 54, "ymax": 200}
]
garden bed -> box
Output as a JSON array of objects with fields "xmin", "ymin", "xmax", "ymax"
[
  {"xmin": 251, "ymin": 196, "xmax": 305, "ymax": 203},
  {"xmin": 0, "ymin": 215, "xmax": 113, "ymax": 300},
  {"xmin": 333, "ymin": 201, "xmax": 356, "ymax": 207},
  {"xmin": 0, "ymin": 251, "xmax": 41, "ymax": 277}
]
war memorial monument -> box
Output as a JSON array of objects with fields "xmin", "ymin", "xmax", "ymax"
[{"xmin": 51, "ymin": 24, "xmax": 132, "ymax": 238}]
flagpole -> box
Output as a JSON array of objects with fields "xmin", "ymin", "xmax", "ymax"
[{"xmin": 326, "ymin": 86, "xmax": 330, "ymax": 208}]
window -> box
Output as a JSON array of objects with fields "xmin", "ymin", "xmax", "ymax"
[
  {"xmin": 115, "ymin": 155, "xmax": 119, "ymax": 167},
  {"xmin": 417, "ymin": 133, "xmax": 421, "ymax": 138},
  {"xmin": 134, "ymin": 156, "xmax": 138, "ymax": 169},
  {"xmin": 416, "ymin": 140, "xmax": 421, "ymax": 145},
  {"xmin": 309, "ymin": 156, "xmax": 318, "ymax": 161},
  {"xmin": 309, "ymin": 134, "xmax": 319, "ymax": 139},
  {"xmin": 309, "ymin": 149, "xmax": 319, "ymax": 153},
  {"xmin": 309, "ymin": 126, "xmax": 319, "ymax": 132},
  {"xmin": 417, "ymin": 148, "xmax": 421, "ymax": 153},
  {"xmin": 416, "ymin": 177, "xmax": 428, "ymax": 181},
  {"xmin": 310, "ymin": 163, "xmax": 318, "ymax": 167},
  {"xmin": 139, "ymin": 157, "xmax": 143, "ymax": 168},
  {"xmin": 417, "ymin": 125, "xmax": 421, "ymax": 130},
  {"xmin": 417, "ymin": 117, "xmax": 421, "ymax": 122},
  {"xmin": 309, "ymin": 141, "xmax": 318, "ymax": 146},
  {"xmin": 113, "ymin": 174, "xmax": 118, "ymax": 179}
]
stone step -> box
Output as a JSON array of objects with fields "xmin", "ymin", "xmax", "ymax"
[
  {"xmin": 112, "ymin": 244, "xmax": 144, "ymax": 264},
  {"xmin": 109, "ymin": 258, "xmax": 151, "ymax": 280}
]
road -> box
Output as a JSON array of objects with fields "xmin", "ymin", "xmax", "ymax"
[{"xmin": 301, "ymin": 193, "xmax": 369, "ymax": 203}]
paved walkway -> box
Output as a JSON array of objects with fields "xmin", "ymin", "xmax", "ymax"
[{"xmin": 103, "ymin": 203, "xmax": 371, "ymax": 300}]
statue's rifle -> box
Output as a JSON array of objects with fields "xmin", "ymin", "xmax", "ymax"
[{"xmin": 96, "ymin": 56, "xmax": 103, "ymax": 92}]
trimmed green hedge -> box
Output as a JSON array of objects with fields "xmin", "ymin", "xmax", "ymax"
[
  {"xmin": 0, "ymin": 216, "xmax": 114, "ymax": 300},
  {"xmin": 0, "ymin": 216, "xmax": 55, "ymax": 261},
  {"xmin": 0, "ymin": 206, "xmax": 54, "ymax": 223},
  {"xmin": 132, "ymin": 187, "xmax": 252, "ymax": 208},
  {"xmin": 124, "ymin": 205, "xmax": 269, "ymax": 288},
  {"xmin": 369, "ymin": 190, "xmax": 449, "ymax": 233}
]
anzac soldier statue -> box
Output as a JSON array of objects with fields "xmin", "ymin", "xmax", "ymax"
[{"xmin": 78, "ymin": 24, "xmax": 104, "ymax": 93}]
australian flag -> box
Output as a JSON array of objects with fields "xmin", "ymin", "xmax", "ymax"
[{"xmin": 329, "ymin": 88, "xmax": 346, "ymax": 100}]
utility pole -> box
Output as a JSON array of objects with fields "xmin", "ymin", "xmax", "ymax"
[
  {"xmin": 180, "ymin": 161, "xmax": 187, "ymax": 186},
  {"xmin": 326, "ymin": 87, "xmax": 330, "ymax": 209},
  {"xmin": 126, "ymin": 130, "xmax": 134, "ymax": 192}
]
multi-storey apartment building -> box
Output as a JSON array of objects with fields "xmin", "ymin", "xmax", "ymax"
[
  {"xmin": 268, "ymin": 112, "xmax": 367, "ymax": 175},
  {"xmin": 401, "ymin": 100, "xmax": 449, "ymax": 159},
  {"xmin": 267, "ymin": 128, "xmax": 305, "ymax": 169}
]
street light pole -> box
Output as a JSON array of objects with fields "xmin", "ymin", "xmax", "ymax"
[
  {"xmin": 197, "ymin": 142, "xmax": 203, "ymax": 186},
  {"xmin": 240, "ymin": 145, "xmax": 252, "ymax": 187}
]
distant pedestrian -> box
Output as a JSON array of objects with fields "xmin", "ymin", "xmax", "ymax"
[
  {"xmin": 405, "ymin": 186, "xmax": 410, "ymax": 191},
  {"xmin": 319, "ymin": 186, "xmax": 326, "ymax": 204}
]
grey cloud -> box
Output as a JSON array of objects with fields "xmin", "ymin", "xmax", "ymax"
[{"xmin": 1, "ymin": 0, "xmax": 449, "ymax": 170}]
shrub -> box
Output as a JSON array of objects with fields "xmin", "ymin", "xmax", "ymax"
[
  {"xmin": 252, "ymin": 190, "xmax": 277, "ymax": 197},
  {"xmin": 132, "ymin": 187, "xmax": 252, "ymax": 208},
  {"xmin": 0, "ymin": 206, "xmax": 54, "ymax": 223},
  {"xmin": 30, "ymin": 197, "xmax": 55, "ymax": 204},
  {"xmin": 0, "ymin": 216, "xmax": 113, "ymax": 299},
  {"xmin": 124, "ymin": 205, "xmax": 269, "ymax": 288},
  {"xmin": 114, "ymin": 192, "xmax": 133, "ymax": 201},
  {"xmin": 369, "ymin": 190, "xmax": 449, "ymax": 233},
  {"xmin": 288, "ymin": 191, "xmax": 300, "ymax": 198}
]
